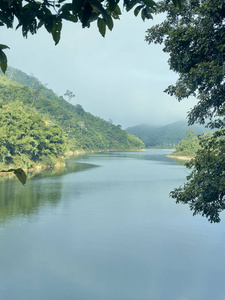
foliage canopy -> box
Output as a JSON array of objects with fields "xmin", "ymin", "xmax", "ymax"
[
  {"xmin": 170, "ymin": 130, "xmax": 225, "ymax": 223},
  {"xmin": 170, "ymin": 130, "xmax": 201, "ymax": 157},
  {"xmin": 0, "ymin": 101, "xmax": 66, "ymax": 168},
  {"xmin": 146, "ymin": 0, "xmax": 225, "ymax": 222},
  {"xmin": 0, "ymin": 0, "xmax": 181, "ymax": 72},
  {"xmin": 145, "ymin": 0, "xmax": 225, "ymax": 127},
  {"xmin": 0, "ymin": 68, "xmax": 145, "ymax": 169}
]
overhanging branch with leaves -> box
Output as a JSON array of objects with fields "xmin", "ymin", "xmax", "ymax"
[{"xmin": 0, "ymin": 0, "xmax": 181, "ymax": 72}]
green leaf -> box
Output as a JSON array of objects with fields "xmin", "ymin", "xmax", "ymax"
[
  {"xmin": 141, "ymin": 8, "xmax": 146, "ymax": 21},
  {"xmin": 126, "ymin": 1, "xmax": 137, "ymax": 12},
  {"xmin": 108, "ymin": 0, "xmax": 119, "ymax": 11},
  {"xmin": 63, "ymin": 14, "xmax": 78, "ymax": 23},
  {"xmin": 97, "ymin": 18, "xmax": 106, "ymax": 37},
  {"xmin": 0, "ymin": 49, "xmax": 8, "ymax": 73},
  {"xmin": 0, "ymin": 44, "xmax": 10, "ymax": 50},
  {"xmin": 37, "ymin": 21, "xmax": 44, "ymax": 29},
  {"xmin": 134, "ymin": 5, "xmax": 144, "ymax": 16},
  {"xmin": 143, "ymin": 7, "xmax": 153, "ymax": 19},
  {"xmin": 52, "ymin": 19, "xmax": 62, "ymax": 45},
  {"xmin": 172, "ymin": 0, "xmax": 183, "ymax": 9},
  {"xmin": 14, "ymin": 168, "xmax": 27, "ymax": 185},
  {"xmin": 90, "ymin": 0, "xmax": 109, "ymax": 21},
  {"xmin": 44, "ymin": 17, "xmax": 54, "ymax": 33},
  {"xmin": 72, "ymin": 0, "xmax": 84, "ymax": 14},
  {"xmin": 60, "ymin": 3, "xmax": 78, "ymax": 22},
  {"xmin": 105, "ymin": 14, "xmax": 113, "ymax": 31},
  {"xmin": 81, "ymin": 2, "xmax": 93, "ymax": 27},
  {"xmin": 142, "ymin": 0, "xmax": 156, "ymax": 8},
  {"xmin": 60, "ymin": 3, "xmax": 73, "ymax": 13},
  {"xmin": 114, "ymin": 5, "xmax": 121, "ymax": 15},
  {"xmin": 0, "ymin": 168, "xmax": 27, "ymax": 185}
]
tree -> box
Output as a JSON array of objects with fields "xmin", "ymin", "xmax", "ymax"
[
  {"xmin": 77, "ymin": 121, "xmax": 87, "ymax": 133},
  {"xmin": 75, "ymin": 104, "xmax": 84, "ymax": 116},
  {"xmin": 186, "ymin": 129, "xmax": 195, "ymax": 138},
  {"xmin": 170, "ymin": 130, "xmax": 201, "ymax": 157},
  {"xmin": 1, "ymin": 0, "xmax": 174, "ymax": 184},
  {"xmin": 31, "ymin": 83, "xmax": 46, "ymax": 107},
  {"xmin": 145, "ymin": 0, "xmax": 225, "ymax": 128},
  {"xmin": 64, "ymin": 89, "xmax": 75, "ymax": 103},
  {"xmin": 170, "ymin": 130, "xmax": 225, "ymax": 223},
  {"xmin": 0, "ymin": 0, "xmax": 182, "ymax": 73},
  {"xmin": 146, "ymin": 0, "xmax": 225, "ymax": 222}
]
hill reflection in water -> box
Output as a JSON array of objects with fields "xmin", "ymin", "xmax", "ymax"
[{"xmin": 0, "ymin": 160, "xmax": 97, "ymax": 224}]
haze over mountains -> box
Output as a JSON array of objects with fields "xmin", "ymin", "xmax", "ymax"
[
  {"xmin": 0, "ymin": 66, "xmax": 213, "ymax": 154},
  {"xmin": 0, "ymin": 67, "xmax": 145, "ymax": 170},
  {"xmin": 126, "ymin": 121, "xmax": 212, "ymax": 148}
]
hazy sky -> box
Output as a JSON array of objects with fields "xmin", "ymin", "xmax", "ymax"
[{"xmin": 2, "ymin": 11, "xmax": 197, "ymax": 128}]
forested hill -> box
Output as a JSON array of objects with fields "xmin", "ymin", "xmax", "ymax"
[
  {"xmin": 0, "ymin": 67, "xmax": 144, "ymax": 169},
  {"xmin": 126, "ymin": 121, "xmax": 211, "ymax": 148}
]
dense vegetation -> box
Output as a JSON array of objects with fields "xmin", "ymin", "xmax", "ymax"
[
  {"xmin": 126, "ymin": 121, "xmax": 210, "ymax": 148},
  {"xmin": 146, "ymin": 0, "xmax": 225, "ymax": 222},
  {"xmin": 170, "ymin": 130, "xmax": 225, "ymax": 223},
  {"xmin": 146, "ymin": 0, "xmax": 225, "ymax": 128},
  {"xmin": 0, "ymin": 102, "xmax": 66, "ymax": 170},
  {"xmin": 0, "ymin": 67, "xmax": 144, "ymax": 170},
  {"xmin": 168, "ymin": 130, "xmax": 201, "ymax": 158}
]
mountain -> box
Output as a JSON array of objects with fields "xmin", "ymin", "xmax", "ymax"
[
  {"xmin": 0, "ymin": 67, "xmax": 144, "ymax": 170},
  {"xmin": 126, "ymin": 121, "xmax": 211, "ymax": 148}
]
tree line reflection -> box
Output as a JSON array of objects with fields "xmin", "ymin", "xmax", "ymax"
[{"xmin": 0, "ymin": 161, "xmax": 97, "ymax": 224}]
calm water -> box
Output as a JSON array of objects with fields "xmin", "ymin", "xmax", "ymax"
[{"xmin": 0, "ymin": 150, "xmax": 225, "ymax": 300}]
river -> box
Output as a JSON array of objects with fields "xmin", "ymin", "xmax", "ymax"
[{"xmin": 0, "ymin": 149, "xmax": 225, "ymax": 300}]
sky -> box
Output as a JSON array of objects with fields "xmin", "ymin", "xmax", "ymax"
[{"xmin": 2, "ymin": 10, "xmax": 197, "ymax": 129}]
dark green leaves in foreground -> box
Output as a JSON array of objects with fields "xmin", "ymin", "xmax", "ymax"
[
  {"xmin": 145, "ymin": 0, "xmax": 225, "ymax": 126},
  {"xmin": 0, "ymin": 45, "xmax": 9, "ymax": 73},
  {"xmin": 170, "ymin": 130, "xmax": 225, "ymax": 223},
  {"xmin": 171, "ymin": 0, "xmax": 183, "ymax": 9},
  {"xmin": 0, "ymin": 168, "xmax": 27, "ymax": 185},
  {"xmin": 0, "ymin": 0, "xmax": 183, "ymax": 72},
  {"xmin": 146, "ymin": 0, "xmax": 225, "ymax": 222}
]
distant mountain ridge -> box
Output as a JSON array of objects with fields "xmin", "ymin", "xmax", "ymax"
[{"xmin": 126, "ymin": 121, "xmax": 212, "ymax": 148}]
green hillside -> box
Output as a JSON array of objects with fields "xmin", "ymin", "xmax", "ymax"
[
  {"xmin": 168, "ymin": 130, "xmax": 201, "ymax": 159},
  {"xmin": 126, "ymin": 121, "xmax": 211, "ymax": 148},
  {"xmin": 0, "ymin": 103, "xmax": 66, "ymax": 169},
  {"xmin": 0, "ymin": 67, "xmax": 144, "ymax": 170},
  {"xmin": 168, "ymin": 130, "xmax": 215, "ymax": 160}
]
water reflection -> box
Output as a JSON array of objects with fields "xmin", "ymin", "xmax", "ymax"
[
  {"xmin": 74, "ymin": 149, "xmax": 188, "ymax": 166},
  {"xmin": 30, "ymin": 160, "xmax": 98, "ymax": 179},
  {"xmin": 0, "ymin": 150, "xmax": 224, "ymax": 300},
  {"xmin": 0, "ymin": 161, "xmax": 97, "ymax": 224}
]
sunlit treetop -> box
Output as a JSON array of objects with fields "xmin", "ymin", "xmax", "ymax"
[{"xmin": 0, "ymin": 0, "xmax": 181, "ymax": 72}]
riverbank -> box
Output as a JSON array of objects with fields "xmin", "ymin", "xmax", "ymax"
[
  {"xmin": 0, "ymin": 149, "xmax": 146, "ymax": 182},
  {"xmin": 65, "ymin": 148, "xmax": 145, "ymax": 157},
  {"xmin": 167, "ymin": 154, "xmax": 193, "ymax": 161},
  {"xmin": 0, "ymin": 156, "xmax": 66, "ymax": 181}
]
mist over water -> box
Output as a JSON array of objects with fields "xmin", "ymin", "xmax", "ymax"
[{"xmin": 0, "ymin": 150, "xmax": 224, "ymax": 300}]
